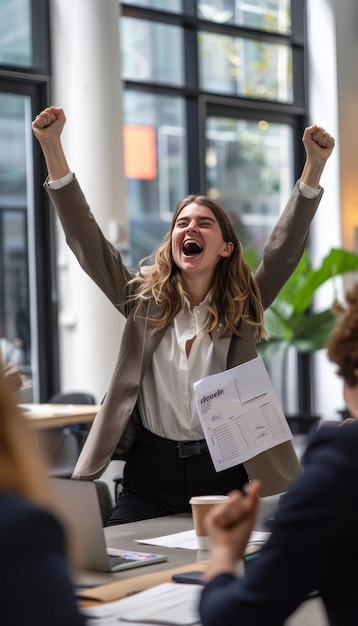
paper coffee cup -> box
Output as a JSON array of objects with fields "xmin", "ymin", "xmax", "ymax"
[{"xmin": 189, "ymin": 495, "xmax": 229, "ymax": 550}]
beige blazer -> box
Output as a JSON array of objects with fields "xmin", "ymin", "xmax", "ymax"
[{"xmin": 46, "ymin": 178, "xmax": 323, "ymax": 495}]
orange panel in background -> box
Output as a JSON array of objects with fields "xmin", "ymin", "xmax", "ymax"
[{"xmin": 123, "ymin": 124, "xmax": 157, "ymax": 180}]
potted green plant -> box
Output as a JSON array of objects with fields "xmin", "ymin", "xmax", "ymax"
[{"xmin": 256, "ymin": 247, "xmax": 358, "ymax": 432}]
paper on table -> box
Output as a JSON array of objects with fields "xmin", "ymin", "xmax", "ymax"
[
  {"xmin": 135, "ymin": 529, "xmax": 270, "ymax": 551},
  {"xmin": 248, "ymin": 530, "xmax": 271, "ymax": 545},
  {"xmin": 82, "ymin": 582, "xmax": 201, "ymax": 625},
  {"xmin": 119, "ymin": 583, "xmax": 201, "ymax": 625},
  {"xmin": 136, "ymin": 530, "xmax": 198, "ymax": 550},
  {"xmin": 18, "ymin": 403, "xmax": 76, "ymax": 415},
  {"xmin": 194, "ymin": 357, "xmax": 292, "ymax": 472}
]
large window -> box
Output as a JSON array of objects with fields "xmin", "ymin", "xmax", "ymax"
[
  {"xmin": 0, "ymin": 0, "xmax": 57, "ymax": 401},
  {"xmin": 120, "ymin": 0, "xmax": 306, "ymax": 267}
]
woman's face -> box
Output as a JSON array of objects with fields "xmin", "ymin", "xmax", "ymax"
[{"xmin": 171, "ymin": 202, "xmax": 233, "ymax": 280}]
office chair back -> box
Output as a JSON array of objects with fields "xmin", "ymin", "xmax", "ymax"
[
  {"xmin": 42, "ymin": 390, "xmax": 97, "ymax": 478},
  {"xmin": 49, "ymin": 391, "xmax": 96, "ymax": 405},
  {"xmin": 95, "ymin": 480, "xmax": 115, "ymax": 526}
]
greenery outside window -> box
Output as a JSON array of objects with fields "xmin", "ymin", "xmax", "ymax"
[
  {"xmin": 205, "ymin": 116, "xmax": 293, "ymax": 251},
  {"xmin": 197, "ymin": 0, "xmax": 291, "ymax": 34},
  {"xmin": 198, "ymin": 31, "xmax": 293, "ymax": 102}
]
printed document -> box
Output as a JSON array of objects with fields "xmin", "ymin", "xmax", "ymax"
[
  {"xmin": 135, "ymin": 529, "xmax": 270, "ymax": 551},
  {"xmin": 194, "ymin": 357, "xmax": 292, "ymax": 472},
  {"xmin": 82, "ymin": 582, "xmax": 201, "ymax": 625}
]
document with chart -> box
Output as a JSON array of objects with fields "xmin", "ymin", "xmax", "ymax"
[{"xmin": 194, "ymin": 357, "xmax": 292, "ymax": 472}]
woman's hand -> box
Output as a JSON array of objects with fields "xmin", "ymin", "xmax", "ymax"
[
  {"xmin": 203, "ymin": 480, "xmax": 261, "ymax": 581},
  {"xmin": 32, "ymin": 106, "xmax": 70, "ymax": 181},
  {"xmin": 300, "ymin": 124, "xmax": 335, "ymax": 188},
  {"xmin": 32, "ymin": 106, "xmax": 66, "ymax": 142},
  {"xmin": 302, "ymin": 125, "xmax": 335, "ymax": 163}
]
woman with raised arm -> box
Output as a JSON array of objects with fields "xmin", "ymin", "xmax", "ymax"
[{"xmin": 32, "ymin": 107, "xmax": 334, "ymax": 525}]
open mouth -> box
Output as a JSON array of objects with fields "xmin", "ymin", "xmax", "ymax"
[{"xmin": 182, "ymin": 239, "xmax": 203, "ymax": 256}]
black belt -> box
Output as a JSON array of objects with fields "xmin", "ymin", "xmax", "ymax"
[
  {"xmin": 137, "ymin": 428, "xmax": 208, "ymax": 458},
  {"xmin": 177, "ymin": 439, "xmax": 208, "ymax": 458}
]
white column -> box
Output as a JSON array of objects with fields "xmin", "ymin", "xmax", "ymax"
[
  {"xmin": 307, "ymin": 0, "xmax": 358, "ymax": 418},
  {"xmin": 49, "ymin": 0, "xmax": 127, "ymax": 402}
]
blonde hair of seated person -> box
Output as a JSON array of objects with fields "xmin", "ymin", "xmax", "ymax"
[
  {"xmin": 0, "ymin": 371, "xmax": 50, "ymax": 506},
  {"xmin": 0, "ymin": 373, "xmax": 83, "ymax": 570}
]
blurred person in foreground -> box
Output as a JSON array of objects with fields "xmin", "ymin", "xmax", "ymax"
[
  {"xmin": 0, "ymin": 371, "xmax": 85, "ymax": 625},
  {"xmin": 199, "ymin": 282, "xmax": 358, "ymax": 626}
]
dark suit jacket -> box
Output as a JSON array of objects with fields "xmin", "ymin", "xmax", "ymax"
[
  {"xmin": 199, "ymin": 420, "xmax": 358, "ymax": 626},
  {"xmin": 46, "ymin": 177, "xmax": 322, "ymax": 494},
  {"xmin": 0, "ymin": 490, "xmax": 85, "ymax": 626}
]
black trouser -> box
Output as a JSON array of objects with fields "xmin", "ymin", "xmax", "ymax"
[{"xmin": 107, "ymin": 428, "xmax": 248, "ymax": 525}]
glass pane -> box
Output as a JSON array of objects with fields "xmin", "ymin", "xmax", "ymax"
[
  {"xmin": 121, "ymin": 17, "xmax": 184, "ymax": 86},
  {"xmin": 197, "ymin": 0, "xmax": 291, "ymax": 34},
  {"xmin": 205, "ymin": 117, "xmax": 293, "ymax": 253},
  {"xmin": 0, "ymin": 0, "xmax": 32, "ymax": 67},
  {"xmin": 123, "ymin": 0, "xmax": 182, "ymax": 12},
  {"xmin": 199, "ymin": 31, "xmax": 293, "ymax": 102},
  {"xmin": 0, "ymin": 210, "xmax": 29, "ymax": 350},
  {"xmin": 0, "ymin": 93, "xmax": 33, "ymax": 398},
  {"xmin": 123, "ymin": 90, "xmax": 187, "ymax": 268}
]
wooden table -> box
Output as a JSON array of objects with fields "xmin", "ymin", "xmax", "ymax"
[{"xmin": 20, "ymin": 403, "xmax": 100, "ymax": 429}]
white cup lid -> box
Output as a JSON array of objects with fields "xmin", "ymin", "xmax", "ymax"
[{"xmin": 189, "ymin": 495, "xmax": 229, "ymax": 505}]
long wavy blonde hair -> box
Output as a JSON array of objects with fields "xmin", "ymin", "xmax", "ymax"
[{"xmin": 129, "ymin": 194, "xmax": 267, "ymax": 341}]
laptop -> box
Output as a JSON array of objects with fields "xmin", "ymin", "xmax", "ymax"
[{"xmin": 47, "ymin": 478, "xmax": 167, "ymax": 573}]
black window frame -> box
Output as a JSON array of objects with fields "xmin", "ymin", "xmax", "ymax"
[
  {"xmin": 0, "ymin": 0, "xmax": 60, "ymax": 400},
  {"xmin": 120, "ymin": 0, "xmax": 308, "ymax": 196}
]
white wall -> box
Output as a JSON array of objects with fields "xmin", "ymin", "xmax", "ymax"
[
  {"xmin": 307, "ymin": 0, "xmax": 358, "ymax": 418},
  {"xmin": 306, "ymin": 0, "xmax": 341, "ymax": 418}
]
